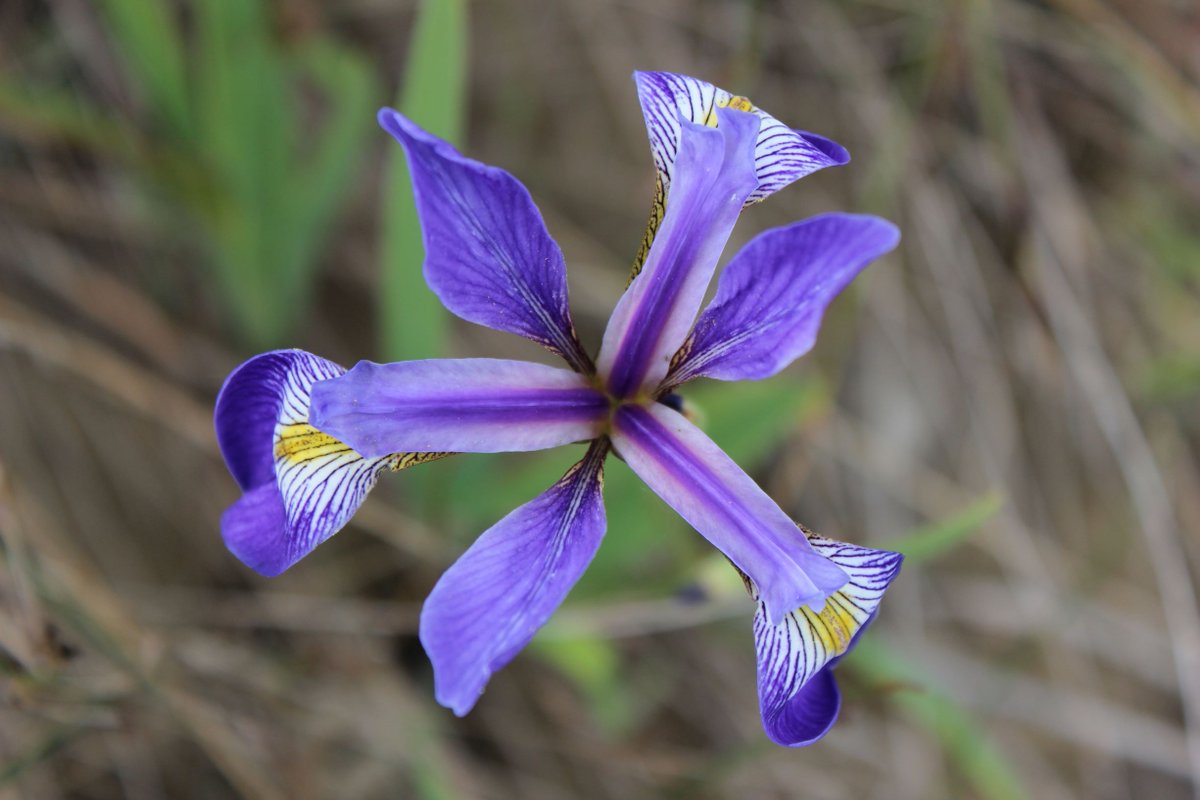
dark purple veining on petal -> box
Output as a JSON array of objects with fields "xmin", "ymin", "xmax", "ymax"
[
  {"xmin": 668, "ymin": 213, "xmax": 899, "ymax": 386},
  {"xmin": 215, "ymin": 350, "xmax": 343, "ymax": 491},
  {"xmin": 421, "ymin": 440, "xmax": 608, "ymax": 715},
  {"xmin": 760, "ymin": 666, "xmax": 841, "ymax": 747},
  {"xmin": 379, "ymin": 110, "xmax": 592, "ymax": 373},
  {"xmin": 633, "ymin": 71, "xmax": 849, "ymax": 207}
]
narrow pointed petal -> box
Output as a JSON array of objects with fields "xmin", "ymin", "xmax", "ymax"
[
  {"xmin": 379, "ymin": 109, "xmax": 591, "ymax": 372},
  {"xmin": 598, "ymin": 108, "xmax": 760, "ymax": 398},
  {"xmin": 629, "ymin": 71, "xmax": 849, "ymax": 275},
  {"xmin": 752, "ymin": 531, "xmax": 903, "ymax": 746},
  {"xmin": 421, "ymin": 441, "xmax": 608, "ymax": 715},
  {"xmin": 215, "ymin": 350, "xmax": 445, "ymax": 576},
  {"xmin": 309, "ymin": 359, "xmax": 607, "ymax": 458},
  {"xmin": 610, "ymin": 404, "xmax": 847, "ymax": 623},
  {"xmin": 669, "ymin": 214, "xmax": 900, "ymax": 386}
]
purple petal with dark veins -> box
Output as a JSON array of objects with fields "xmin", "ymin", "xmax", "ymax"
[
  {"xmin": 309, "ymin": 359, "xmax": 608, "ymax": 457},
  {"xmin": 761, "ymin": 666, "xmax": 841, "ymax": 747},
  {"xmin": 610, "ymin": 403, "xmax": 847, "ymax": 624},
  {"xmin": 752, "ymin": 532, "xmax": 902, "ymax": 746},
  {"xmin": 421, "ymin": 440, "xmax": 608, "ymax": 715},
  {"xmin": 634, "ymin": 71, "xmax": 849, "ymax": 208},
  {"xmin": 215, "ymin": 349, "xmax": 319, "ymax": 491},
  {"xmin": 215, "ymin": 349, "xmax": 399, "ymax": 576},
  {"xmin": 669, "ymin": 214, "xmax": 900, "ymax": 386},
  {"xmin": 379, "ymin": 109, "xmax": 591, "ymax": 373},
  {"xmin": 597, "ymin": 108, "xmax": 760, "ymax": 398}
]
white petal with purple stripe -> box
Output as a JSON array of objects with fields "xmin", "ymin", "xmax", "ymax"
[
  {"xmin": 271, "ymin": 355, "xmax": 392, "ymax": 559},
  {"xmin": 635, "ymin": 71, "xmax": 848, "ymax": 208},
  {"xmin": 752, "ymin": 530, "xmax": 902, "ymax": 744},
  {"xmin": 218, "ymin": 350, "xmax": 444, "ymax": 576}
]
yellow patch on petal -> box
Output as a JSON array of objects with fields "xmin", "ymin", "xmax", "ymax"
[
  {"xmin": 798, "ymin": 594, "xmax": 858, "ymax": 656},
  {"xmin": 274, "ymin": 423, "xmax": 353, "ymax": 463},
  {"xmin": 629, "ymin": 175, "xmax": 667, "ymax": 285},
  {"xmin": 704, "ymin": 95, "xmax": 755, "ymax": 125}
]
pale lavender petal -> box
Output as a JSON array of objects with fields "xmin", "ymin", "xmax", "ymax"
[
  {"xmin": 309, "ymin": 359, "xmax": 607, "ymax": 458},
  {"xmin": 215, "ymin": 350, "xmax": 447, "ymax": 576},
  {"xmin": 597, "ymin": 108, "xmax": 760, "ymax": 398},
  {"xmin": 634, "ymin": 71, "xmax": 848, "ymax": 209},
  {"xmin": 669, "ymin": 214, "xmax": 900, "ymax": 386},
  {"xmin": 610, "ymin": 403, "xmax": 847, "ymax": 624},
  {"xmin": 379, "ymin": 109, "xmax": 591, "ymax": 372},
  {"xmin": 421, "ymin": 441, "xmax": 608, "ymax": 715},
  {"xmin": 752, "ymin": 532, "xmax": 903, "ymax": 746}
]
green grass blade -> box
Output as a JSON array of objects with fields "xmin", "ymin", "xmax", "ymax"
[
  {"xmin": 193, "ymin": 0, "xmax": 296, "ymax": 346},
  {"xmin": 380, "ymin": 0, "xmax": 468, "ymax": 360},
  {"xmin": 283, "ymin": 40, "xmax": 379, "ymax": 305},
  {"xmin": 97, "ymin": 0, "xmax": 192, "ymax": 137},
  {"xmin": 891, "ymin": 492, "xmax": 1004, "ymax": 563}
]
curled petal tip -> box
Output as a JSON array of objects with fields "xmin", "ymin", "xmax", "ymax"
[{"xmin": 798, "ymin": 130, "xmax": 850, "ymax": 166}]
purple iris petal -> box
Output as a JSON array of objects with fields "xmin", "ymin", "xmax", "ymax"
[
  {"xmin": 379, "ymin": 109, "xmax": 592, "ymax": 373},
  {"xmin": 421, "ymin": 441, "xmax": 608, "ymax": 715},
  {"xmin": 753, "ymin": 533, "xmax": 902, "ymax": 746},
  {"xmin": 216, "ymin": 349, "xmax": 397, "ymax": 577},
  {"xmin": 760, "ymin": 666, "xmax": 841, "ymax": 747},
  {"xmin": 215, "ymin": 349, "xmax": 317, "ymax": 491},
  {"xmin": 598, "ymin": 108, "xmax": 760, "ymax": 398},
  {"xmin": 634, "ymin": 71, "xmax": 849, "ymax": 208},
  {"xmin": 609, "ymin": 403, "xmax": 847, "ymax": 624},
  {"xmin": 309, "ymin": 359, "xmax": 608, "ymax": 458},
  {"xmin": 669, "ymin": 214, "xmax": 900, "ymax": 386},
  {"xmin": 221, "ymin": 483, "xmax": 290, "ymax": 576}
]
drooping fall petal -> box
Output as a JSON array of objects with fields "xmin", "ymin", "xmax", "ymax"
[
  {"xmin": 752, "ymin": 531, "xmax": 903, "ymax": 746},
  {"xmin": 215, "ymin": 350, "xmax": 444, "ymax": 576},
  {"xmin": 629, "ymin": 71, "xmax": 849, "ymax": 273}
]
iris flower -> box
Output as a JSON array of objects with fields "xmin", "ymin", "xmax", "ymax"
[{"xmin": 215, "ymin": 72, "xmax": 903, "ymax": 746}]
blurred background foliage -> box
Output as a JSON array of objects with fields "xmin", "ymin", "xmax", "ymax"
[{"xmin": 0, "ymin": 0, "xmax": 1198, "ymax": 798}]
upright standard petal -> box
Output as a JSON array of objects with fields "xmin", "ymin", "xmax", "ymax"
[
  {"xmin": 597, "ymin": 108, "xmax": 760, "ymax": 399},
  {"xmin": 610, "ymin": 403, "xmax": 847, "ymax": 624},
  {"xmin": 309, "ymin": 359, "xmax": 608, "ymax": 458},
  {"xmin": 630, "ymin": 71, "xmax": 850, "ymax": 274},
  {"xmin": 752, "ymin": 530, "xmax": 903, "ymax": 746},
  {"xmin": 215, "ymin": 350, "xmax": 446, "ymax": 576},
  {"xmin": 379, "ymin": 110, "xmax": 592, "ymax": 373},
  {"xmin": 421, "ymin": 440, "xmax": 608, "ymax": 715},
  {"xmin": 668, "ymin": 214, "xmax": 900, "ymax": 386}
]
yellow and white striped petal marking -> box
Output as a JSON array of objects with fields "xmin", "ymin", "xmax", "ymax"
[
  {"xmin": 272, "ymin": 355, "xmax": 448, "ymax": 554},
  {"xmin": 631, "ymin": 71, "xmax": 846, "ymax": 279},
  {"xmin": 750, "ymin": 528, "xmax": 902, "ymax": 710}
]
